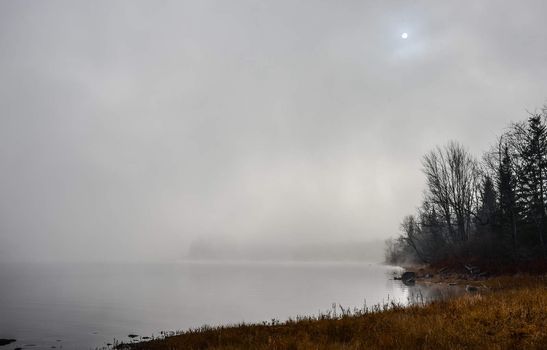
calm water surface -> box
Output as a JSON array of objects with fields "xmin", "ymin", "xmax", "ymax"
[{"xmin": 0, "ymin": 262, "xmax": 429, "ymax": 349}]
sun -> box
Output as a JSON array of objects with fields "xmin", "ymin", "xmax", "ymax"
[{"xmin": 401, "ymin": 32, "xmax": 408, "ymax": 39}]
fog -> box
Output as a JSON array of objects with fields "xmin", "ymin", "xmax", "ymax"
[{"xmin": 1, "ymin": 0, "xmax": 546, "ymax": 262}]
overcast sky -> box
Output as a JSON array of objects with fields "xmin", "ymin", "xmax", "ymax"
[{"xmin": 1, "ymin": 0, "xmax": 547, "ymax": 262}]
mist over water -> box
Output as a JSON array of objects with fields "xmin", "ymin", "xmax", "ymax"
[{"xmin": 0, "ymin": 262, "xmax": 422, "ymax": 349}]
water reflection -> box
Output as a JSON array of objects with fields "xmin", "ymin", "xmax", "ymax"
[{"xmin": 397, "ymin": 280, "xmax": 465, "ymax": 305}]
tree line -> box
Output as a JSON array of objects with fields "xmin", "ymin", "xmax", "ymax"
[{"xmin": 386, "ymin": 105, "xmax": 547, "ymax": 264}]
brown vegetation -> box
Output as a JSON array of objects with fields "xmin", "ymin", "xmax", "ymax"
[{"xmin": 119, "ymin": 275, "xmax": 546, "ymax": 350}]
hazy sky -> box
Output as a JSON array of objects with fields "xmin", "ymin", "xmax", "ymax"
[{"xmin": 1, "ymin": 0, "xmax": 547, "ymax": 261}]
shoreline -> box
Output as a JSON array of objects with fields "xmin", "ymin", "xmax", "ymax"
[{"xmin": 117, "ymin": 263, "xmax": 547, "ymax": 349}]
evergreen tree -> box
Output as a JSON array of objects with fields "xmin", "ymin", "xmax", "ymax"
[
  {"xmin": 517, "ymin": 115, "xmax": 547, "ymax": 255},
  {"xmin": 498, "ymin": 146, "xmax": 518, "ymax": 255}
]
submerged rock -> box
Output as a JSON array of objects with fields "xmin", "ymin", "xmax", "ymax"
[
  {"xmin": 0, "ymin": 339, "xmax": 16, "ymax": 346},
  {"xmin": 403, "ymin": 278, "xmax": 416, "ymax": 286},
  {"xmin": 401, "ymin": 271, "xmax": 416, "ymax": 280},
  {"xmin": 401, "ymin": 271, "xmax": 416, "ymax": 284}
]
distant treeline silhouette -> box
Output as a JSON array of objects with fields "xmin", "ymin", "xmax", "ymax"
[{"xmin": 386, "ymin": 104, "xmax": 547, "ymax": 264}]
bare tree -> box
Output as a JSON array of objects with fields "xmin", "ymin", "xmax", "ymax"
[{"xmin": 422, "ymin": 141, "xmax": 481, "ymax": 244}]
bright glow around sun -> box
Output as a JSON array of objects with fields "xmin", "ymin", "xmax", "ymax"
[{"xmin": 401, "ymin": 32, "xmax": 408, "ymax": 39}]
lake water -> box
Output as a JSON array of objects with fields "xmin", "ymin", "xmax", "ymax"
[{"xmin": 0, "ymin": 261, "xmax": 432, "ymax": 349}]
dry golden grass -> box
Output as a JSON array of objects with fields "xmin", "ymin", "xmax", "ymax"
[{"xmin": 119, "ymin": 275, "xmax": 546, "ymax": 350}]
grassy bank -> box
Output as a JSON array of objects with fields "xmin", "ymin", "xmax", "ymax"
[{"xmin": 119, "ymin": 274, "xmax": 546, "ymax": 350}]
